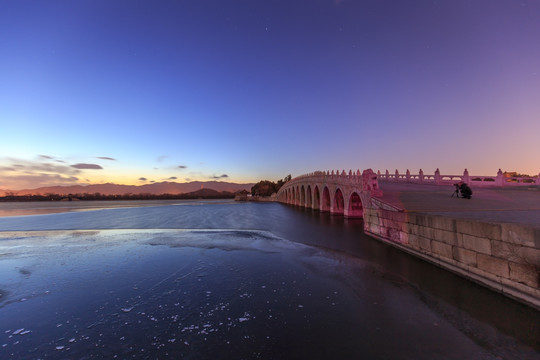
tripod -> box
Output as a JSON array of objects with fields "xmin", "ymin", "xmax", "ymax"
[{"xmin": 451, "ymin": 185, "xmax": 460, "ymax": 198}]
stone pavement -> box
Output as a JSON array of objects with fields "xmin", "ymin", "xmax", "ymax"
[{"xmin": 377, "ymin": 182, "xmax": 540, "ymax": 229}]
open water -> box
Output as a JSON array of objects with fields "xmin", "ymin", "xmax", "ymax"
[{"xmin": 0, "ymin": 200, "xmax": 538, "ymax": 359}]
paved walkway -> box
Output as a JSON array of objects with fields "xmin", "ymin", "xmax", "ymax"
[{"xmin": 376, "ymin": 182, "xmax": 540, "ymax": 229}]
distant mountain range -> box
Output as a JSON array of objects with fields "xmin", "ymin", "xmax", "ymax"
[{"xmin": 0, "ymin": 181, "xmax": 254, "ymax": 196}]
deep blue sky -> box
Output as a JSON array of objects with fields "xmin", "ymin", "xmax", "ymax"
[{"xmin": 1, "ymin": 0, "xmax": 539, "ymax": 189}]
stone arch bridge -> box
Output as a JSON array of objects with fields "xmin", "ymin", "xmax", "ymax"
[
  {"xmin": 276, "ymin": 169, "xmax": 383, "ymax": 218},
  {"xmin": 276, "ymin": 168, "xmax": 540, "ymax": 309}
]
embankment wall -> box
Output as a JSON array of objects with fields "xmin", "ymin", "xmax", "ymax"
[{"xmin": 364, "ymin": 208, "xmax": 540, "ymax": 310}]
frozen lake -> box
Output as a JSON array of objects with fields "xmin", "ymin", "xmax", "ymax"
[{"xmin": 0, "ymin": 201, "xmax": 538, "ymax": 359}]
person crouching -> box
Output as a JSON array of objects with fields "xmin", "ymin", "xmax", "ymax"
[{"xmin": 459, "ymin": 182, "xmax": 472, "ymax": 199}]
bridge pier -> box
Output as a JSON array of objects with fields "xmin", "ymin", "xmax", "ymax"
[
  {"xmin": 344, "ymin": 208, "xmax": 363, "ymax": 218},
  {"xmin": 330, "ymin": 206, "xmax": 344, "ymax": 216}
]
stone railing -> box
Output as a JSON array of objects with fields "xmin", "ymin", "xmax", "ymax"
[
  {"xmin": 279, "ymin": 168, "xmax": 384, "ymax": 202},
  {"xmin": 286, "ymin": 169, "xmax": 365, "ymax": 186},
  {"xmin": 377, "ymin": 168, "xmax": 540, "ymax": 187}
]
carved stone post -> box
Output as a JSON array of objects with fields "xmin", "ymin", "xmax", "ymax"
[
  {"xmin": 406, "ymin": 169, "xmax": 411, "ymax": 182},
  {"xmin": 496, "ymin": 169, "xmax": 504, "ymax": 186},
  {"xmin": 463, "ymin": 169, "xmax": 470, "ymax": 184},
  {"xmin": 395, "ymin": 169, "xmax": 399, "ymax": 182},
  {"xmin": 419, "ymin": 169, "xmax": 424, "ymax": 182},
  {"xmin": 434, "ymin": 168, "xmax": 441, "ymax": 185},
  {"xmin": 362, "ymin": 169, "xmax": 383, "ymax": 197}
]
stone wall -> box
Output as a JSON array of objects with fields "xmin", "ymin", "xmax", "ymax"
[{"xmin": 363, "ymin": 207, "xmax": 540, "ymax": 310}]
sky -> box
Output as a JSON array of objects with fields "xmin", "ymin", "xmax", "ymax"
[{"xmin": 1, "ymin": 0, "xmax": 539, "ymax": 190}]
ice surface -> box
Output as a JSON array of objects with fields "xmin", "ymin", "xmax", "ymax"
[{"xmin": 0, "ymin": 203, "xmax": 538, "ymax": 359}]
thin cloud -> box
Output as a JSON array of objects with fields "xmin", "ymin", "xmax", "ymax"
[
  {"xmin": 139, "ymin": 177, "xmax": 147, "ymax": 181},
  {"xmin": 0, "ymin": 174, "xmax": 80, "ymax": 190},
  {"xmin": 0, "ymin": 157, "xmax": 86, "ymax": 189},
  {"xmin": 156, "ymin": 155, "xmax": 168, "ymax": 162},
  {"xmin": 2, "ymin": 159, "xmax": 80, "ymax": 175},
  {"xmin": 97, "ymin": 157, "xmax": 116, "ymax": 161},
  {"xmin": 168, "ymin": 177, "xmax": 177, "ymax": 180},
  {"xmin": 71, "ymin": 163, "xmax": 103, "ymax": 170},
  {"xmin": 210, "ymin": 174, "xmax": 229, "ymax": 179},
  {"xmin": 44, "ymin": 163, "xmax": 80, "ymax": 173},
  {"xmin": 178, "ymin": 165, "xmax": 187, "ymax": 169}
]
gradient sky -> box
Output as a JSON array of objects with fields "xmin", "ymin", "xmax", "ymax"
[{"xmin": 1, "ymin": 0, "xmax": 539, "ymax": 190}]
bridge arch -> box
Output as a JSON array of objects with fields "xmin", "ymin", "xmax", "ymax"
[
  {"xmin": 300, "ymin": 185, "xmax": 306, "ymax": 207},
  {"xmin": 346, "ymin": 191, "xmax": 363, "ymax": 218},
  {"xmin": 306, "ymin": 185, "xmax": 312, "ymax": 208},
  {"xmin": 313, "ymin": 185, "xmax": 320, "ymax": 210},
  {"xmin": 333, "ymin": 188, "xmax": 345, "ymax": 215},
  {"xmin": 289, "ymin": 188, "xmax": 293, "ymax": 204},
  {"xmin": 321, "ymin": 186, "xmax": 331, "ymax": 212}
]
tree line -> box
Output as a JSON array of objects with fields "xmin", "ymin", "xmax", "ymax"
[
  {"xmin": 0, "ymin": 190, "xmax": 238, "ymax": 202},
  {"xmin": 251, "ymin": 175, "xmax": 292, "ymax": 197}
]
